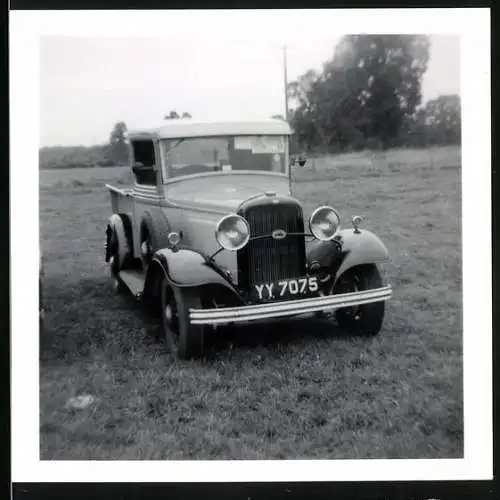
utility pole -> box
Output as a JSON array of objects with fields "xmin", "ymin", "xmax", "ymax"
[
  {"xmin": 283, "ymin": 45, "xmax": 289, "ymax": 123},
  {"xmin": 283, "ymin": 45, "xmax": 293, "ymax": 191}
]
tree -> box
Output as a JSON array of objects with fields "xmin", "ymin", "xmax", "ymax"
[
  {"xmin": 344, "ymin": 35, "xmax": 430, "ymax": 148},
  {"xmin": 287, "ymin": 69, "xmax": 332, "ymax": 152},
  {"xmin": 164, "ymin": 110, "xmax": 180, "ymax": 120},
  {"xmin": 164, "ymin": 110, "xmax": 192, "ymax": 119},
  {"xmin": 107, "ymin": 121, "xmax": 130, "ymax": 165},
  {"xmin": 288, "ymin": 35, "xmax": 431, "ymax": 151},
  {"xmin": 422, "ymin": 94, "xmax": 461, "ymax": 145},
  {"xmin": 401, "ymin": 94, "xmax": 461, "ymax": 147}
]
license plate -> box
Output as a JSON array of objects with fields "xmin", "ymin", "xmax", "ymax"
[{"xmin": 252, "ymin": 277, "xmax": 319, "ymax": 301}]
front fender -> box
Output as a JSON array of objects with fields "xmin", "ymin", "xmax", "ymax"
[
  {"xmin": 151, "ymin": 247, "xmax": 239, "ymax": 293},
  {"xmin": 335, "ymin": 229, "xmax": 390, "ymax": 282}
]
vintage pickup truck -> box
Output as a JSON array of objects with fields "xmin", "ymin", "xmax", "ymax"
[{"xmin": 105, "ymin": 119, "xmax": 392, "ymax": 359}]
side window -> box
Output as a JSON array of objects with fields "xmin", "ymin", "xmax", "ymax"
[{"xmin": 131, "ymin": 140, "xmax": 157, "ymax": 186}]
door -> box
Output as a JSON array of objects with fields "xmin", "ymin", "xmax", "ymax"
[{"xmin": 130, "ymin": 139, "xmax": 162, "ymax": 258}]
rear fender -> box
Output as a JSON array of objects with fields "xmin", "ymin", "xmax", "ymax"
[{"xmin": 334, "ymin": 229, "xmax": 390, "ymax": 283}]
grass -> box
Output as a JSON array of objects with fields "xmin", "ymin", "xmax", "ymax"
[{"xmin": 39, "ymin": 145, "xmax": 463, "ymax": 460}]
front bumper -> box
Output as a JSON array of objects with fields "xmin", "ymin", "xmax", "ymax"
[{"xmin": 189, "ymin": 285, "xmax": 392, "ymax": 325}]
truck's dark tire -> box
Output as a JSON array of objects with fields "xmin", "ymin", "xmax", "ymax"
[
  {"xmin": 108, "ymin": 231, "xmax": 127, "ymax": 295},
  {"xmin": 333, "ymin": 264, "xmax": 385, "ymax": 337},
  {"xmin": 107, "ymin": 213, "xmax": 133, "ymax": 271},
  {"xmin": 143, "ymin": 263, "xmax": 164, "ymax": 318},
  {"xmin": 160, "ymin": 277, "xmax": 205, "ymax": 359},
  {"xmin": 140, "ymin": 210, "xmax": 171, "ymax": 269},
  {"xmin": 109, "ymin": 226, "xmax": 121, "ymax": 277}
]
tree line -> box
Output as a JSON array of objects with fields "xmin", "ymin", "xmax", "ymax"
[
  {"xmin": 39, "ymin": 110, "xmax": 193, "ymax": 169},
  {"xmin": 287, "ymin": 35, "xmax": 460, "ymax": 154}
]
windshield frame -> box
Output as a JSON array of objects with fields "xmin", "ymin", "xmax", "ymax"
[{"xmin": 159, "ymin": 135, "xmax": 290, "ymax": 183}]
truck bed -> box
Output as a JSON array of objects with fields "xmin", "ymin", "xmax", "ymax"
[{"xmin": 106, "ymin": 184, "xmax": 135, "ymax": 214}]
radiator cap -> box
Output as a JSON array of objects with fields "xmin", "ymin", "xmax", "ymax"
[{"xmin": 265, "ymin": 190, "xmax": 276, "ymax": 197}]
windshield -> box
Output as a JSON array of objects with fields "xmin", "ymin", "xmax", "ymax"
[{"xmin": 161, "ymin": 135, "xmax": 288, "ymax": 178}]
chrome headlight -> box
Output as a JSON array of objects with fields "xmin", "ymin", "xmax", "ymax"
[
  {"xmin": 309, "ymin": 206, "xmax": 340, "ymax": 241},
  {"xmin": 215, "ymin": 214, "xmax": 250, "ymax": 251}
]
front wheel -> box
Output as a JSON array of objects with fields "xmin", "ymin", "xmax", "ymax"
[
  {"xmin": 333, "ymin": 264, "xmax": 385, "ymax": 337},
  {"xmin": 160, "ymin": 278, "xmax": 206, "ymax": 359}
]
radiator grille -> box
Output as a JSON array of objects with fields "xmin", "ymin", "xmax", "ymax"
[{"xmin": 237, "ymin": 200, "xmax": 306, "ymax": 290}]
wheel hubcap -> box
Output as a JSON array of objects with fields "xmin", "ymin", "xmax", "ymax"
[
  {"xmin": 334, "ymin": 272, "xmax": 362, "ymax": 321},
  {"xmin": 164, "ymin": 304, "xmax": 173, "ymax": 323},
  {"xmin": 110, "ymin": 254, "xmax": 118, "ymax": 276},
  {"xmin": 109, "ymin": 232, "xmax": 119, "ymax": 275},
  {"xmin": 112, "ymin": 277, "xmax": 120, "ymax": 292},
  {"xmin": 141, "ymin": 240, "xmax": 149, "ymax": 257}
]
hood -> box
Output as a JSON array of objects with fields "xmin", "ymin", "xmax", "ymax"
[{"xmin": 163, "ymin": 172, "xmax": 292, "ymax": 213}]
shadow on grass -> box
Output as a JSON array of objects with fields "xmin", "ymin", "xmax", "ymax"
[
  {"xmin": 41, "ymin": 274, "xmax": 370, "ymax": 363},
  {"xmin": 204, "ymin": 315, "xmax": 350, "ymax": 360}
]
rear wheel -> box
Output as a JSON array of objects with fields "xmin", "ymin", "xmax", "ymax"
[
  {"xmin": 160, "ymin": 277, "xmax": 206, "ymax": 359},
  {"xmin": 106, "ymin": 214, "xmax": 134, "ymax": 294},
  {"xmin": 333, "ymin": 264, "xmax": 385, "ymax": 337},
  {"xmin": 108, "ymin": 227, "xmax": 127, "ymax": 294}
]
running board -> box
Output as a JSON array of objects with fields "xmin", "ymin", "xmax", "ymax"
[{"xmin": 119, "ymin": 270, "xmax": 146, "ymax": 299}]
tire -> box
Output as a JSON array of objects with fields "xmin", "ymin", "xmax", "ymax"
[
  {"xmin": 110, "ymin": 274, "xmax": 128, "ymax": 295},
  {"xmin": 109, "ymin": 226, "xmax": 121, "ymax": 276},
  {"xmin": 160, "ymin": 277, "xmax": 205, "ymax": 359},
  {"xmin": 143, "ymin": 264, "xmax": 164, "ymax": 318},
  {"xmin": 108, "ymin": 226, "xmax": 128, "ymax": 294},
  {"xmin": 107, "ymin": 213, "xmax": 133, "ymax": 276},
  {"xmin": 333, "ymin": 264, "xmax": 385, "ymax": 337},
  {"xmin": 140, "ymin": 211, "xmax": 171, "ymax": 269}
]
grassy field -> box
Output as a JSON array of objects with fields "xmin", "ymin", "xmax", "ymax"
[{"xmin": 39, "ymin": 145, "xmax": 463, "ymax": 460}]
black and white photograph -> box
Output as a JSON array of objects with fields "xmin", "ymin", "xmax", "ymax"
[{"xmin": 11, "ymin": 8, "xmax": 491, "ymax": 483}]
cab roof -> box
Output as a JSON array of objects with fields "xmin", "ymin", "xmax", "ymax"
[{"xmin": 127, "ymin": 118, "xmax": 292, "ymax": 140}]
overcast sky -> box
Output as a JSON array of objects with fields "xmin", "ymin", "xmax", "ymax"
[{"xmin": 40, "ymin": 33, "xmax": 460, "ymax": 147}]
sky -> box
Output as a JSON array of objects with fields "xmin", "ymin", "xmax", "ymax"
[{"xmin": 40, "ymin": 33, "xmax": 460, "ymax": 147}]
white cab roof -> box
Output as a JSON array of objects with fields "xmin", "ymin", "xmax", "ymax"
[{"xmin": 127, "ymin": 118, "xmax": 292, "ymax": 140}]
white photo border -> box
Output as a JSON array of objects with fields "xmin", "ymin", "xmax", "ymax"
[{"xmin": 10, "ymin": 8, "xmax": 492, "ymax": 482}]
